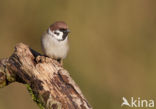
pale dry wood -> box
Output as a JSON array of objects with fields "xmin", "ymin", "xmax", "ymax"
[{"xmin": 0, "ymin": 43, "xmax": 92, "ymax": 109}]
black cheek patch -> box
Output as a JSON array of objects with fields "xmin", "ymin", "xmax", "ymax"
[
  {"xmin": 54, "ymin": 31, "xmax": 60, "ymax": 35},
  {"xmin": 62, "ymin": 32, "xmax": 68, "ymax": 40}
]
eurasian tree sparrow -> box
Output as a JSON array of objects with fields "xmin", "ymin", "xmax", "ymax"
[{"xmin": 41, "ymin": 21, "xmax": 70, "ymax": 64}]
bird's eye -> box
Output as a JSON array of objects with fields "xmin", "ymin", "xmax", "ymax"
[
  {"xmin": 54, "ymin": 31, "xmax": 60, "ymax": 35},
  {"xmin": 59, "ymin": 29, "xmax": 66, "ymax": 32}
]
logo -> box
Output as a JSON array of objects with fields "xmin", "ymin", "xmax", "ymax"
[{"xmin": 121, "ymin": 97, "xmax": 154, "ymax": 108}]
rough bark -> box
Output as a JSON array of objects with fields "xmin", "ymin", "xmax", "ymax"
[{"xmin": 0, "ymin": 43, "xmax": 92, "ymax": 109}]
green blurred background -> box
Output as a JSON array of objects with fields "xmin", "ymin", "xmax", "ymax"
[{"xmin": 0, "ymin": 0, "xmax": 156, "ymax": 109}]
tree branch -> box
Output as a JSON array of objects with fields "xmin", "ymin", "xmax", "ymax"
[{"xmin": 0, "ymin": 43, "xmax": 92, "ymax": 109}]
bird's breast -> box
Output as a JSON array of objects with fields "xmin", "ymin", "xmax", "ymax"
[{"xmin": 42, "ymin": 33, "xmax": 69, "ymax": 59}]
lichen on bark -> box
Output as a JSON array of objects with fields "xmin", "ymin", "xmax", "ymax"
[{"xmin": 26, "ymin": 84, "xmax": 45, "ymax": 109}]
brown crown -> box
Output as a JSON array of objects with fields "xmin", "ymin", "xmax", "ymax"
[{"xmin": 49, "ymin": 21, "xmax": 68, "ymax": 31}]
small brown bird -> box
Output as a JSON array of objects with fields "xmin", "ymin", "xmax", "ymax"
[{"xmin": 41, "ymin": 21, "xmax": 70, "ymax": 64}]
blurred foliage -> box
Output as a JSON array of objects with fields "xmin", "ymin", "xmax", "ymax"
[{"xmin": 0, "ymin": 0, "xmax": 156, "ymax": 109}]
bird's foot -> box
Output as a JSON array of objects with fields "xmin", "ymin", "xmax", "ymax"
[
  {"xmin": 36, "ymin": 55, "xmax": 52, "ymax": 63},
  {"xmin": 57, "ymin": 58, "xmax": 63, "ymax": 66}
]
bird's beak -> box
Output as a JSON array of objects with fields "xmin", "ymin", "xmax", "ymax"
[{"xmin": 66, "ymin": 29, "xmax": 70, "ymax": 33}]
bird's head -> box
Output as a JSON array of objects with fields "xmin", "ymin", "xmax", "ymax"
[{"xmin": 48, "ymin": 21, "xmax": 70, "ymax": 41}]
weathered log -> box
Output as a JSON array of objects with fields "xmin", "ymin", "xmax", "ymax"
[{"xmin": 0, "ymin": 43, "xmax": 92, "ymax": 109}]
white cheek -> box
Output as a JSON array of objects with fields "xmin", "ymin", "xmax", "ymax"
[
  {"xmin": 55, "ymin": 30, "xmax": 63, "ymax": 40},
  {"xmin": 48, "ymin": 29, "xmax": 63, "ymax": 40}
]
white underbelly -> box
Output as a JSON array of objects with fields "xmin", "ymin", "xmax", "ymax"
[{"xmin": 45, "ymin": 44, "xmax": 68, "ymax": 59}]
